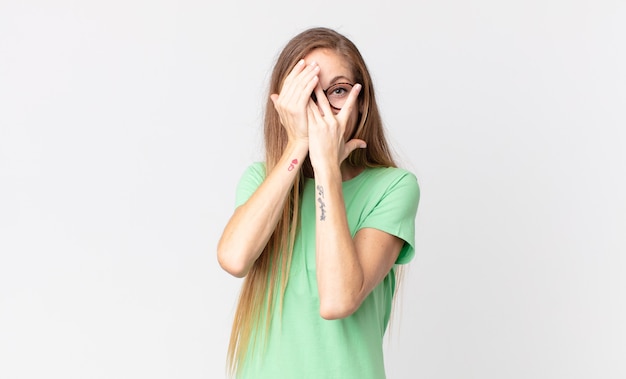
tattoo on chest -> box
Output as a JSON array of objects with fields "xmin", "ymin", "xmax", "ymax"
[{"xmin": 316, "ymin": 185, "xmax": 326, "ymax": 221}]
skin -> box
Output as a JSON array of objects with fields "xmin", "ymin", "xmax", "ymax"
[{"xmin": 217, "ymin": 48, "xmax": 404, "ymax": 320}]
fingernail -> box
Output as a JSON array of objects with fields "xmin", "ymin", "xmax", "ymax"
[{"xmin": 355, "ymin": 83, "xmax": 362, "ymax": 91}]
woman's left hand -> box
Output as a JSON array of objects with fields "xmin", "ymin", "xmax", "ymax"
[{"xmin": 307, "ymin": 83, "xmax": 366, "ymax": 174}]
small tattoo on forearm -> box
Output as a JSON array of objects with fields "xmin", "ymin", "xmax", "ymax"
[
  {"xmin": 288, "ymin": 158, "xmax": 298, "ymax": 171},
  {"xmin": 316, "ymin": 185, "xmax": 326, "ymax": 221}
]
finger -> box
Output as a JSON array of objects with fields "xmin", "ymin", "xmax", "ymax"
[
  {"xmin": 306, "ymin": 101, "xmax": 320, "ymax": 134},
  {"xmin": 296, "ymin": 61, "xmax": 320, "ymax": 83},
  {"xmin": 307, "ymin": 97, "xmax": 324, "ymax": 123},
  {"xmin": 299, "ymin": 71, "xmax": 319, "ymax": 106},
  {"xmin": 295, "ymin": 63, "xmax": 320, "ymax": 106},
  {"xmin": 283, "ymin": 60, "xmax": 316, "ymax": 93},
  {"xmin": 283, "ymin": 59, "xmax": 306, "ymax": 83},
  {"xmin": 279, "ymin": 62, "xmax": 319, "ymax": 110},
  {"xmin": 277, "ymin": 59, "xmax": 308, "ymax": 103},
  {"xmin": 337, "ymin": 83, "xmax": 362, "ymax": 120},
  {"xmin": 341, "ymin": 138, "xmax": 367, "ymax": 161},
  {"xmin": 277, "ymin": 60, "xmax": 304, "ymax": 104},
  {"xmin": 312, "ymin": 82, "xmax": 332, "ymax": 118}
]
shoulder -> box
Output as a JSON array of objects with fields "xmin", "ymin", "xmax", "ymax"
[
  {"xmin": 345, "ymin": 166, "xmax": 420, "ymax": 211},
  {"xmin": 242, "ymin": 161, "xmax": 266, "ymax": 179}
]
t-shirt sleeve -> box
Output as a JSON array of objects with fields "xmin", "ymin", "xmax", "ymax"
[
  {"xmin": 234, "ymin": 162, "xmax": 267, "ymax": 208},
  {"xmin": 359, "ymin": 171, "xmax": 420, "ymax": 264}
]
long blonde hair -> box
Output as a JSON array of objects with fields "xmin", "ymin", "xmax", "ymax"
[{"xmin": 227, "ymin": 27, "xmax": 399, "ymax": 376}]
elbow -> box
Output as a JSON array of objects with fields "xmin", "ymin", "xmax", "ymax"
[
  {"xmin": 217, "ymin": 254, "xmax": 249, "ymax": 278},
  {"xmin": 217, "ymin": 244, "xmax": 250, "ymax": 278},
  {"xmin": 319, "ymin": 299, "xmax": 359, "ymax": 320}
]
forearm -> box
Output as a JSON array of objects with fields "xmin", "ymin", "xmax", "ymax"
[
  {"xmin": 314, "ymin": 166, "xmax": 365, "ymax": 319},
  {"xmin": 217, "ymin": 141, "xmax": 308, "ymax": 277}
]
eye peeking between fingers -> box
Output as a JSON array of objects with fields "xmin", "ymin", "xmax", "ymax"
[{"xmin": 311, "ymin": 83, "xmax": 354, "ymax": 110}]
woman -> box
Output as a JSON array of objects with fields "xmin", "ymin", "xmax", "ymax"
[{"xmin": 217, "ymin": 27, "xmax": 420, "ymax": 379}]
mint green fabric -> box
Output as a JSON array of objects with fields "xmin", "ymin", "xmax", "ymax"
[{"xmin": 234, "ymin": 162, "xmax": 420, "ymax": 379}]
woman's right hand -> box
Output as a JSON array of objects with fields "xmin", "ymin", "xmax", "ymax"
[
  {"xmin": 218, "ymin": 61, "xmax": 317, "ymax": 278},
  {"xmin": 270, "ymin": 59, "xmax": 320, "ymax": 144}
]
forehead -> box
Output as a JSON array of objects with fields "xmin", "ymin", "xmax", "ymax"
[{"xmin": 303, "ymin": 48, "xmax": 353, "ymax": 81}]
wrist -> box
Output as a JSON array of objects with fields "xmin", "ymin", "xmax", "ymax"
[
  {"xmin": 286, "ymin": 139, "xmax": 309, "ymax": 157},
  {"xmin": 277, "ymin": 140, "xmax": 309, "ymax": 174},
  {"xmin": 312, "ymin": 163, "xmax": 342, "ymax": 183}
]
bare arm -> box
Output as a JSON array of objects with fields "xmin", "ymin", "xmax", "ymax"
[
  {"xmin": 217, "ymin": 142, "xmax": 307, "ymax": 277},
  {"xmin": 217, "ymin": 59, "xmax": 320, "ymax": 277},
  {"xmin": 308, "ymin": 83, "xmax": 404, "ymax": 319},
  {"xmin": 314, "ymin": 169, "xmax": 404, "ymax": 319}
]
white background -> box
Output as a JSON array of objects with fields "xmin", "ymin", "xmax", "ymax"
[{"xmin": 1, "ymin": 1, "xmax": 625, "ymax": 378}]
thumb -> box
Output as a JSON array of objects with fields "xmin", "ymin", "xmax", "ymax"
[{"xmin": 341, "ymin": 139, "xmax": 367, "ymax": 161}]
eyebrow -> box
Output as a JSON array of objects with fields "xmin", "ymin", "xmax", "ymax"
[{"xmin": 328, "ymin": 75, "xmax": 353, "ymax": 85}]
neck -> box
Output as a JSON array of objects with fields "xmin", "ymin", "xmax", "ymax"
[{"xmin": 340, "ymin": 162, "xmax": 364, "ymax": 181}]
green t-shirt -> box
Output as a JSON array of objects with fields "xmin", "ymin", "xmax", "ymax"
[{"xmin": 234, "ymin": 162, "xmax": 420, "ymax": 379}]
